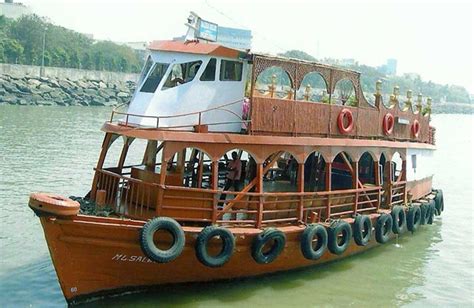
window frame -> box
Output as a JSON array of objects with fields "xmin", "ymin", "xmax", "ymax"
[{"xmin": 219, "ymin": 60, "xmax": 243, "ymax": 82}]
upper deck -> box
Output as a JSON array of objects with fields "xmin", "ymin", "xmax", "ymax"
[{"xmin": 114, "ymin": 40, "xmax": 435, "ymax": 145}]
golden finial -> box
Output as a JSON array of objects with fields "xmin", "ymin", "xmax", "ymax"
[
  {"xmin": 416, "ymin": 93, "xmax": 423, "ymax": 112},
  {"xmin": 304, "ymin": 84, "xmax": 312, "ymax": 101},
  {"xmin": 269, "ymin": 74, "xmax": 277, "ymax": 98},
  {"xmin": 376, "ymin": 80, "xmax": 382, "ymax": 95},
  {"xmin": 393, "ymin": 86, "xmax": 400, "ymax": 99},
  {"xmin": 404, "ymin": 90, "xmax": 413, "ymax": 110},
  {"xmin": 423, "ymin": 97, "xmax": 432, "ymax": 115}
]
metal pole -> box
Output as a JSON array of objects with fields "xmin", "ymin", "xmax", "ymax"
[{"xmin": 40, "ymin": 27, "xmax": 48, "ymax": 77}]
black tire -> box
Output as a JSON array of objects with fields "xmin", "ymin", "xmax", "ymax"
[
  {"xmin": 252, "ymin": 228, "xmax": 286, "ymax": 264},
  {"xmin": 434, "ymin": 190, "xmax": 444, "ymax": 215},
  {"xmin": 195, "ymin": 226, "xmax": 235, "ymax": 268},
  {"xmin": 300, "ymin": 224, "xmax": 328, "ymax": 260},
  {"xmin": 140, "ymin": 217, "xmax": 185, "ymax": 263},
  {"xmin": 375, "ymin": 214, "xmax": 392, "ymax": 244},
  {"xmin": 420, "ymin": 203, "xmax": 429, "ymax": 225},
  {"xmin": 427, "ymin": 200, "xmax": 435, "ymax": 224},
  {"xmin": 353, "ymin": 215, "xmax": 372, "ymax": 246},
  {"xmin": 327, "ymin": 221, "xmax": 352, "ymax": 255},
  {"xmin": 406, "ymin": 205, "xmax": 422, "ymax": 232},
  {"xmin": 391, "ymin": 206, "xmax": 406, "ymax": 234}
]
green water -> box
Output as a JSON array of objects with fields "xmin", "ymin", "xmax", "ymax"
[{"xmin": 0, "ymin": 106, "xmax": 473, "ymax": 307}]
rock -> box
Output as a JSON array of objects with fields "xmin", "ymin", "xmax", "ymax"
[
  {"xmin": 28, "ymin": 79, "xmax": 42, "ymax": 87},
  {"xmin": 15, "ymin": 83, "xmax": 32, "ymax": 93},
  {"xmin": 39, "ymin": 76, "xmax": 49, "ymax": 82},
  {"xmin": 76, "ymin": 80, "xmax": 89, "ymax": 89},
  {"xmin": 36, "ymin": 100, "xmax": 54, "ymax": 106},
  {"xmin": 98, "ymin": 81, "xmax": 107, "ymax": 89},
  {"xmin": 48, "ymin": 79, "xmax": 60, "ymax": 88},
  {"xmin": 90, "ymin": 96, "xmax": 106, "ymax": 106},
  {"xmin": 2, "ymin": 95, "xmax": 17, "ymax": 104},
  {"xmin": 38, "ymin": 84, "xmax": 53, "ymax": 93},
  {"xmin": 84, "ymin": 88, "xmax": 98, "ymax": 96},
  {"xmin": 117, "ymin": 91, "xmax": 129, "ymax": 98},
  {"xmin": 17, "ymin": 99, "xmax": 28, "ymax": 106}
]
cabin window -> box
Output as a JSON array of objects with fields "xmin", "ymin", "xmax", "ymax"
[
  {"xmin": 200, "ymin": 58, "xmax": 216, "ymax": 81},
  {"xmin": 138, "ymin": 56, "xmax": 153, "ymax": 87},
  {"xmin": 140, "ymin": 63, "xmax": 169, "ymax": 93},
  {"xmin": 219, "ymin": 60, "xmax": 243, "ymax": 81},
  {"xmin": 162, "ymin": 60, "xmax": 203, "ymax": 89}
]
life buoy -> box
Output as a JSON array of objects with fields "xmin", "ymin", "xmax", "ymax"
[
  {"xmin": 300, "ymin": 224, "xmax": 328, "ymax": 260},
  {"xmin": 382, "ymin": 113, "xmax": 395, "ymax": 135},
  {"xmin": 252, "ymin": 228, "xmax": 286, "ymax": 264},
  {"xmin": 406, "ymin": 205, "xmax": 422, "ymax": 232},
  {"xmin": 427, "ymin": 200, "xmax": 436, "ymax": 224},
  {"xmin": 195, "ymin": 226, "xmax": 235, "ymax": 268},
  {"xmin": 337, "ymin": 108, "xmax": 354, "ymax": 134},
  {"xmin": 28, "ymin": 192, "xmax": 80, "ymax": 217},
  {"xmin": 411, "ymin": 120, "xmax": 420, "ymax": 138},
  {"xmin": 140, "ymin": 217, "xmax": 185, "ymax": 263},
  {"xmin": 327, "ymin": 221, "xmax": 352, "ymax": 255},
  {"xmin": 353, "ymin": 215, "xmax": 372, "ymax": 246},
  {"xmin": 391, "ymin": 206, "xmax": 406, "ymax": 234},
  {"xmin": 434, "ymin": 189, "xmax": 444, "ymax": 215},
  {"xmin": 375, "ymin": 214, "xmax": 393, "ymax": 244}
]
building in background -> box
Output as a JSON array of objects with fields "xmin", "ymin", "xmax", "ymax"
[
  {"xmin": 174, "ymin": 25, "xmax": 252, "ymax": 50},
  {"xmin": 377, "ymin": 58, "xmax": 398, "ymax": 75},
  {"xmin": 0, "ymin": 0, "xmax": 31, "ymax": 19}
]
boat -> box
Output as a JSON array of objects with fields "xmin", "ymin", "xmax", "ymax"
[{"xmin": 28, "ymin": 23, "xmax": 444, "ymax": 305}]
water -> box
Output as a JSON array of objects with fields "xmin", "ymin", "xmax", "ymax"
[{"xmin": 0, "ymin": 106, "xmax": 473, "ymax": 307}]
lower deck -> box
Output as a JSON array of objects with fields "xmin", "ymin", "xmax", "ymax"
[{"xmin": 88, "ymin": 129, "xmax": 435, "ymax": 228}]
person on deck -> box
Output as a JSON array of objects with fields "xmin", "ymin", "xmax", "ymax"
[{"xmin": 219, "ymin": 151, "xmax": 242, "ymax": 204}]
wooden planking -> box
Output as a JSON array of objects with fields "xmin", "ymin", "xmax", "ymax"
[{"xmin": 251, "ymin": 96, "xmax": 433, "ymax": 144}]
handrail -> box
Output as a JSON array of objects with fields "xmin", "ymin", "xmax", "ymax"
[
  {"xmin": 94, "ymin": 169, "xmax": 382, "ymax": 226},
  {"xmin": 110, "ymin": 99, "xmax": 247, "ymax": 129}
]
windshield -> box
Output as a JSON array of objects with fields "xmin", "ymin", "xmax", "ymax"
[
  {"xmin": 162, "ymin": 60, "xmax": 202, "ymax": 90},
  {"xmin": 140, "ymin": 62, "xmax": 170, "ymax": 93}
]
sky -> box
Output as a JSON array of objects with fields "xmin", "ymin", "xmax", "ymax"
[{"xmin": 22, "ymin": 0, "xmax": 473, "ymax": 92}]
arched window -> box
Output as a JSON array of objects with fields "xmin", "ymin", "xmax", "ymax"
[
  {"xmin": 332, "ymin": 151, "xmax": 353, "ymax": 190},
  {"xmin": 358, "ymin": 152, "xmax": 376, "ymax": 185},
  {"xmin": 391, "ymin": 152, "xmax": 403, "ymax": 182},
  {"xmin": 297, "ymin": 72, "xmax": 328, "ymax": 102},
  {"xmin": 304, "ymin": 151, "xmax": 326, "ymax": 192},
  {"xmin": 164, "ymin": 148, "xmax": 212, "ymax": 189},
  {"xmin": 334, "ymin": 79, "xmax": 357, "ymax": 106},
  {"xmin": 255, "ymin": 66, "xmax": 293, "ymax": 99}
]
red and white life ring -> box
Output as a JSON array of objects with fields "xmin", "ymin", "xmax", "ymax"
[
  {"xmin": 411, "ymin": 120, "xmax": 420, "ymax": 138},
  {"xmin": 383, "ymin": 113, "xmax": 395, "ymax": 135},
  {"xmin": 337, "ymin": 108, "xmax": 354, "ymax": 134}
]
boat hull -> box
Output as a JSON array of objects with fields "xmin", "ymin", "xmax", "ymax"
[{"xmin": 40, "ymin": 213, "xmax": 399, "ymax": 304}]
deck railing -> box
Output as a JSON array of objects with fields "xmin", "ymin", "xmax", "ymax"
[
  {"xmin": 93, "ymin": 169, "xmax": 384, "ymax": 227},
  {"xmin": 109, "ymin": 99, "xmax": 249, "ymax": 130},
  {"xmin": 390, "ymin": 181, "xmax": 407, "ymax": 207}
]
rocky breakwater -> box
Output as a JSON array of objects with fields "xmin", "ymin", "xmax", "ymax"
[{"xmin": 0, "ymin": 74, "xmax": 136, "ymax": 106}]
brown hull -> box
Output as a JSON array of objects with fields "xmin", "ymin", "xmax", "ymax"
[{"xmin": 40, "ymin": 213, "xmax": 400, "ymax": 304}]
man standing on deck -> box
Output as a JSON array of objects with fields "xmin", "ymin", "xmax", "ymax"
[{"xmin": 219, "ymin": 151, "xmax": 242, "ymax": 204}]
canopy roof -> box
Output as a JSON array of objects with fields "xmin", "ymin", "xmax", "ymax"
[{"xmin": 148, "ymin": 40, "xmax": 244, "ymax": 59}]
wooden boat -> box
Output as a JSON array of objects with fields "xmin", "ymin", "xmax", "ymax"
[{"xmin": 29, "ymin": 38, "xmax": 444, "ymax": 304}]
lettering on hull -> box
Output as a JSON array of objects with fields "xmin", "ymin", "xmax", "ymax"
[{"xmin": 112, "ymin": 253, "xmax": 155, "ymax": 263}]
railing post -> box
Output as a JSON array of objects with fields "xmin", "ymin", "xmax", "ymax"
[
  {"xmin": 352, "ymin": 161, "xmax": 359, "ymax": 215},
  {"xmin": 125, "ymin": 114, "xmax": 129, "ymax": 126},
  {"xmin": 325, "ymin": 162, "xmax": 332, "ymax": 219},
  {"xmin": 256, "ymin": 163, "xmax": 264, "ymax": 228},
  {"xmin": 198, "ymin": 112, "xmax": 202, "ymax": 127},
  {"xmin": 211, "ymin": 160, "xmax": 219, "ymax": 224},
  {"xmin": 297, "ymin": 163, "xmax": 305, "ymax": 222}
]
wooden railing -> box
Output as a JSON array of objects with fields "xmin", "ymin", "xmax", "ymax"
[
  {"xmin": 390, "ymin": 181, "xmax": 407, "ymax": 207},
  {"xmin": 94, "ymin": 169, "xmax": 383, "ymax": 226}
]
